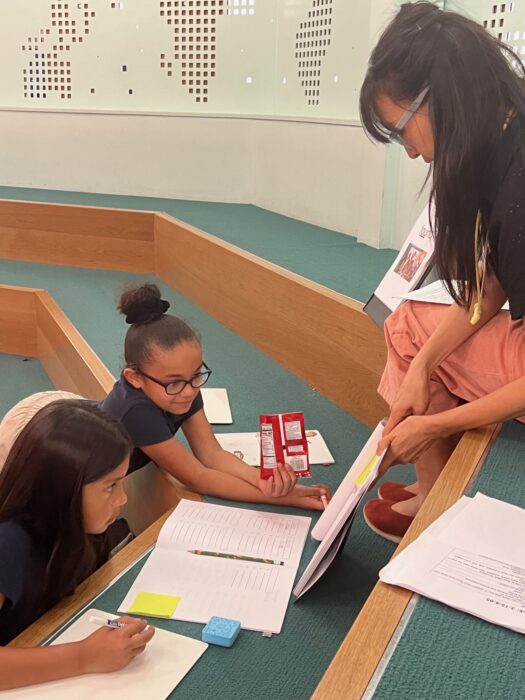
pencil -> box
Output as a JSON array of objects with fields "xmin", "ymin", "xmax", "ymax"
[{"xmin": 188, "ymin": 550, "xmax": 284, "ymax": 565}]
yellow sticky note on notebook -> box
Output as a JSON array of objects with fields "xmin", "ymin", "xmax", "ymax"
[
  {"xmin": 128, "ymin": 591, "xmax": 181, "ymax": 618},
  {"xmin": 355, "ymin": 455, "xmax": 380, "ymax": 487}
]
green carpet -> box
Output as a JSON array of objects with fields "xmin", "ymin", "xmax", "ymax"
[
  {"xmin": 0, "ymin": 354, "xmax": 53, "ymax": 418},
  {"xmin": 0, "ymin": 186, "xmax": 397, "ymax": 303},
  {"xmin": 373, "ymin": 420, "xmax": 525, "ymax": 700},
  {"xmin": 0, "ymin": 258, "xmax": 414, "ymax": 699}
]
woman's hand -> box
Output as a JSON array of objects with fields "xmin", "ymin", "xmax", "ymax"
[
  {"xmin": 384, "ymin": 365, "xmax": 431, "ymax": 435},
  {"xmin": 257, "ymin": 464, "xmax": 297, "ymax": 498},
  {"xmin": 78, "ymin": 617, "xmax": 155, "ymax": 674},
  {"xmin": 378, "ymin": 414, "xmax": 439, "ymax": 468},
  {"xmin": 280, "ymin": 483, "xmax": 332, "ymax": 511}
]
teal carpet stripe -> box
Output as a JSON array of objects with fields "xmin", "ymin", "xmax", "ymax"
[
  {"xmin": 0, "ymin": 186, "xmax": 397, "ymax": 302},
  {"xmin": 373, "ymin": 420, "xmax": 525, "ymax": 700}
]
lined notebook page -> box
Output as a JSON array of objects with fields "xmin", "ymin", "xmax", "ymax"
[{"xmin": 119, "ymin": 501, "xmax": 311, "ymax": 633}]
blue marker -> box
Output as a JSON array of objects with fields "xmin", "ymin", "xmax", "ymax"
[{"xmin": 89, "ymin": 615, "xmax": 125, "ymax": 629}]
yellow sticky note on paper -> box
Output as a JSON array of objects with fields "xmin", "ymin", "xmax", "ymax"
[
  {"xmin": 128, "ymin": 591, "xmax": 181, "ymax": 618},
  {"xmin": 355, "ymin": 455, "xmax": 380, "ymax": 487}
]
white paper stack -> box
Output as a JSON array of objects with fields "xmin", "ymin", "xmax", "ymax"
[{"xmin": 380, "ymin": 493, "xmax": 525, "ymax": 634}]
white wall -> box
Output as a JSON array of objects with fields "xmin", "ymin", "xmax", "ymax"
[
  {"xmin": 0, "ymin": 107, "xmax": 428, "ymax": 249},
  {"xmin": 0, "ymin": 0, "xmax": 432, "ymax": 249}
]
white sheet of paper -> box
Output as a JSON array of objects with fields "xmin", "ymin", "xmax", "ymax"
[
  {"xmin": 311, "ymin": 422, "xmax": 386, "ymax": 541},
  {"xmin": 4, "ymin": 608, "xmax": 207, "ymax": 699},
  {"xmin": 292, "ymin": 422, "xmax": 387, "ymax": 599},
  {"xmin": 380, "ymin": 494, "xmax": 525, "ymax": 634},
  {"xmin": 400, "ymin": 280, "xmax": 510, "ymax": 311},
  {"xmin": 201, "ymin": 388, "xmax": 233, "ymax": 424},
  {"xmin": 215, "ymin": 429, "xmax": 334, "ymax": 466},
  {"xmin": 119, "ymin": 500, "xmax": 311, "ymax": 634},
  {"xmin": 374, "ymin": 204, "xmax": 435, "ymax": 312}
]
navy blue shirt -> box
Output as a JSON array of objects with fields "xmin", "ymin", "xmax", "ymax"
[
  {"xmin": 99, "ymin": 376, "xmax": 204, "ymax": 472},
  {"xmin": 0, "ymin": 520, "xmax": 46, "ymax": 645}
]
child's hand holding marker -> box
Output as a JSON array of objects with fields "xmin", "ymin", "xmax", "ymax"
[{"xmin": 80, "ymin": 616, "xmax": 155, "ymax": 674}]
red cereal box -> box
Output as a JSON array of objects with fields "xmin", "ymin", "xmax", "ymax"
[
  {"xmin": 259, "ymin": 414, "xmax": 285, "ymax": 479},
  {"xmin": 282, "ymin": 412, "xmax": 311, "ymax": 478}
]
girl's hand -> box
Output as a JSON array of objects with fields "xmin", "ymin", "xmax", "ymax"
[
  {"xmin": 78, "ymin": 617, "xmax": 155, "ymax": 674},
  {"xmin": 384, "ymin": 366, "xmax": 431, "ymax": 435},
  {"xmin": 378, "ymin": 414, "xmax": 439, "ymax": 467},
  {"xmin": 281, "ymin": 483, "xmax": 332, "ymax": 511},
  {"xmin": 257, "ymin": 464, "xmax": 297, "ymax": 498}
]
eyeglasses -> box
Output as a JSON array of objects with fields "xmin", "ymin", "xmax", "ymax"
[
  {"xmin": 388, "ymin": 85, "xmax": 430, "ymax": 148},
  {"xmin": 138, "ymin": 362, "xmax": 212, "ymax": 395}
]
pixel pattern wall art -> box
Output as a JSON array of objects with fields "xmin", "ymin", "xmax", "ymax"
[
  {"xmin": 296, "ymin": 0, "xmax": 333, "ymax": 106},
  {"xmin": 15, "ymin": 0, "xmax": 349, "ymax": 113},
  {"xmin": 22, "ymin": 2, "xmax": 96, "ymax": 100},
  {"xmin": 160, "ymin": 0, "xmax": 227, "ymax": 104}
]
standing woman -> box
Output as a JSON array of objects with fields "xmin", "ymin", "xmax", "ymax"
[{"xmin": 359, "ymin": 1, "xmax": 525, "ymax": 542}]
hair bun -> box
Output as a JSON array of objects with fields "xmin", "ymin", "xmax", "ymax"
[{"xmin": 118, "ymin": 283, "xmax": 171, "ymax": 325}]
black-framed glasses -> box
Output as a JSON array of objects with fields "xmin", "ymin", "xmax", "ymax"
[
  {"xmin": 138, "ymin": 362, "xmax": 212, "ymax": 395},
  {"xmin": 388, "ymin": 85, "xmax": 430, "ymax": 148}
]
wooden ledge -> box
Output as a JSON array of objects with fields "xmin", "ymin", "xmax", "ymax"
[
  {"xmin": 312, "ymin": 423, "xmax": 499, "ymax": 700},
  {"xmin": 0, "ymin": 284, "xmax": 113, "ymax": 399},
  {"xmin": 0, "ymin": 198, "xmax": 388, "ymax": 426}
]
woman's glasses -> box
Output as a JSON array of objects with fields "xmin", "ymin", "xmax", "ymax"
[
  {"xmin": 388, "ymin": 85, "xmax": 430, "ymax": 148},
  {"xmin": 138, "ymin": 362, "xmax": 212, "ymax": 395}
]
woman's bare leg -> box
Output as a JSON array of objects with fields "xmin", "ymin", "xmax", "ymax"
[{"xmin": 392, "ymin": 433, "xmax": 461, "ymax": 517}]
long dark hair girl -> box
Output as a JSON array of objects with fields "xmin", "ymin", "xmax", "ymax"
[
  {"xmin": 0, "ymin": 400, "xmax": 131, "ymax": 608},
  {"xmin": 360, "ymin": 0, "xmax": 525, "ymax": 306}
]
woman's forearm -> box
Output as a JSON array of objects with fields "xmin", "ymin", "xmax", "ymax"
[
  {"xmin": 430, "ymin": 375, "xmax": 525, "ymax": 437},
  {"xmin": 411, "ymin": 275, "xmax": 506, "ymax": 376}
]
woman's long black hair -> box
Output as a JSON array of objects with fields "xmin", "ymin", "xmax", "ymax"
[
  {"xmin": 360, "ymin": 1, "xmax": 525, "ymax": 306},
  {"xmin": 0, "ymin": 400, "xmax": 131, "ymax": 608}
]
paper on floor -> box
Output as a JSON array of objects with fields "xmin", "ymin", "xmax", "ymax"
[
  {"xmin": 380, "ymin": 493, "xmax": 525, "ymax": 634},
  {"xmin": 201, "ymin": 388, "xmax": 233, "ymax": 424},
  {"xmin": 215, "ymin": 429, "xmax": 334, "ymax": 466}
]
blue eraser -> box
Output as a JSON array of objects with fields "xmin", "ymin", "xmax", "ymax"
[{"xmin": 202, "ymin": 616, "xmax": 241, "ymax": 647}]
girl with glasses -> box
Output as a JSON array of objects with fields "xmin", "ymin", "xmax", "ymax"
[
  {"xmin": 100, "ymin": 283, "xmax": 330, "ymax": 511},
  {"xmin": 0, "ymin": 401, "xmax": 155, "ymax": 689},
  {"xmin": 0, "ymin": 283, "xmax": 329, "ymax": 510},
  {"xmin": 359, "ymin": 1, "xmax": 525, "ymax": 542}
]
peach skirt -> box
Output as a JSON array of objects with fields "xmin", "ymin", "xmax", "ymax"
[{"xmin": 378, "ymin": 301, "xmax": 525, "ymax": 421}]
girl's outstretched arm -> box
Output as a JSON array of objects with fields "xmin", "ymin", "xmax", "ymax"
[{"xmin": 141, "ymin": 425, "xmax": 329, "ymax": 510}]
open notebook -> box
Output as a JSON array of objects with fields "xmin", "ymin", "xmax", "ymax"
[
  {"xmin": 5, "ymin": 608, "xmax": 207, "ymax": 699},
  {"xmin": 119, "ymin": 500, "xmax": 311, "ymax": 634},
  {"xmin": 293, "ymin": 422, "xmax": 386, "ymax": 598}
]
